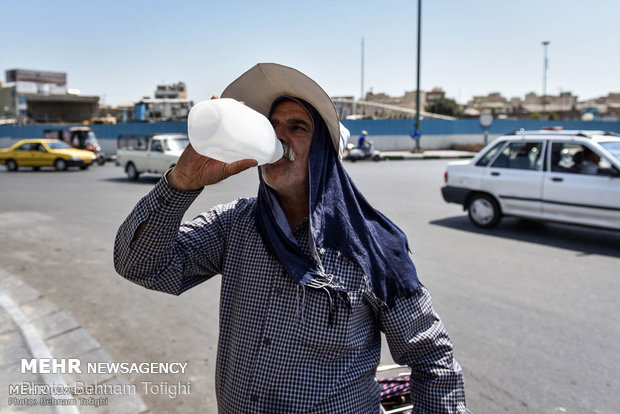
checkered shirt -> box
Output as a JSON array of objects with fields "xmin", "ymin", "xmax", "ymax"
[{"xmin": 114, "ymin": 177, "xmax": 469, "ymax": 413}]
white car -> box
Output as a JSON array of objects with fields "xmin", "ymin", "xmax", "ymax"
[{"xmin": 441, "ymin": 129, "xmax": 620, "ymax": 230}]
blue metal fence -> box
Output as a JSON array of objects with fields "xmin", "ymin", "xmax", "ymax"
[
  {"xmin": 340, "ymin": 118, "xmax": 620, "ymax": 137},
  {"xmin": 1, "ymin": 119, "xmax": 619, "ymax": 144}
]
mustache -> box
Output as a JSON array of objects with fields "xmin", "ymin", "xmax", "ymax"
[{"xmin": 281, "ymin": 142, "xmax": 296, "ymax": 162}]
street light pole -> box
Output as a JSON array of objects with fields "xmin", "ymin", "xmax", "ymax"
[
  {"xmin": 542, "ymin": 41, "xmax": 550, "ymax": 118},
  {"xmin": 361, "ymin": 37, "xmax": 365, "ymax": 102},
  {"xmin": 414, "ymin": 0, "xmax": 422, "ymax": 152}
]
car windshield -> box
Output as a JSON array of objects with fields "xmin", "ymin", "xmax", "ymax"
[
  {"xmin": 46, "ymin": 141, "xmax": 72, "ymax": 149},
  {"xmin": 164, "ymin": 138, "xmax": 190, "ymax": 151},
  {"xmin": 599, "ymin": 142, "xmax": 620, "ymax": 162}
]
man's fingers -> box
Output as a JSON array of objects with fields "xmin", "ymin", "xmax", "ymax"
[{"xmin": 225, "ymin": 159, "xmax": 258, "ymax": 177}]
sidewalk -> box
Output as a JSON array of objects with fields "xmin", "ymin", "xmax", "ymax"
[{"xmin": 0, "ymin": 269, "xmax": 147, "ymax": 414}]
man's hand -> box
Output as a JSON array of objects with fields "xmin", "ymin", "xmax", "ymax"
[{"xmin": 167, "ymin": 144, "xmax": 258, "ymax": 191}]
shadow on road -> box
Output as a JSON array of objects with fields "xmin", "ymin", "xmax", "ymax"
[
  {"xmin": 431, "ymin": 216, "xmax": 620, "ymax": 258},
  {"xmin": 102, "ymin": 176, "xmax": 161, "ymax": 185}
]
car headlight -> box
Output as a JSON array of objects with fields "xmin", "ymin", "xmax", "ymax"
[
  {"xmin": 91, "ymin": 154, "xmax": 96, "ymax": 160},
  {"xmin": 71, "ymin": 155, "xmax": 81, "ymax": 161}
]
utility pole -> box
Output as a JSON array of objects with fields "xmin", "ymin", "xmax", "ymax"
[
  {"xmin": 361, "ymin": 37, "xmax": 365, "ymax": 102},
  {"xmin": 413, "ymin": 0, "xmax": 422, "ymax": 152},
  {"xmin": 542, "ymin": 41, "xmax": 550, "ymax": 118}
]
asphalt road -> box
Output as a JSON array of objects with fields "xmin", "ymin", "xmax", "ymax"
[{"xmin": 1, "ymin": 160, "xmax": 619, "ymax": 414}]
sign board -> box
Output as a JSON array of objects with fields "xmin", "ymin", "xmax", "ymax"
[{"xmin": 479, "ymin": 113, "xmax": 493, "ymax": 128}]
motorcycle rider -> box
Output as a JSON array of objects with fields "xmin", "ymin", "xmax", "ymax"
[{"xmin": 357, "ymin": 130, "xmax": 373, "ymax": 155}]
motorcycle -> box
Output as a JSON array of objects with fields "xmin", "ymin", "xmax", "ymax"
[
  {"xmin": 345, "ymin": 143, "xmax": 383, "ymax": 162},
  {"xmin": 84, "ymin": 141, "xmax": 107, "ymax": 165}
]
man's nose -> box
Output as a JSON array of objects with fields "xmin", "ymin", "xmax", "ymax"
[{"xmin": 274, "ymin": 125, "xmax": 289, "ymax": 143}]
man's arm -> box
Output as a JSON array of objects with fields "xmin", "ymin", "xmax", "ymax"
[
  {"xmin": 379, "ymin": 286, "xmax": 469, "ymax": 413},
  {"xmin": 114, "ymin": 143, "xmax": 257, "ymax": 295},
  {"xmin": 114, "ymin": 176, "xmax": 209, "ymax": 294}
]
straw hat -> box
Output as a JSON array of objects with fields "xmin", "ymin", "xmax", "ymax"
[{"xmin": 221, "ymin": 63, "xmax": 342, "ymax": 153}]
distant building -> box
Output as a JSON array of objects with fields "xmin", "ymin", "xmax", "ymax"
[
  {"xmin": 359, "ymin": 90, "xmax": 428, "ymax": 118},
  {"xmin": 425, "ymin": 88, "xmax": 446, "ymax": 105},
  {"xmin": 332, "ymin": 88, "xmax": 457, "ymax": 119},
  {"xmin": 521, "ymin": 91, "xmax": 578, "ymax": 114},
  {"xmin": 155, "ymin": 82, "xmax": 187, "ymax": 99},
  {"xmin": 577, "ymin": 92, "xmax": 620, "ymax": 120},
  {"xmin": 134, "ymin": 98, "xmax": 193, "ymax": 122},
  {"xmin": 467, "ymin": 92, "xmax": 509, "ymax": 113},
  {"xmin": 332, "ymin": 96, "xmax": 355, "ymax": 119},
  {"xmin": 0, "ymin": 69, "xmax": 99, "ymax": 123},
  {"xmin": 463, "ymin": 90, "xmax": 591, "ymax": 119}
]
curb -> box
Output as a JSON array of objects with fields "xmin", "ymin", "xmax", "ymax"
[
  {"xmin": 0, "ymin": 269, "xmax": 148, "ymax": 414},
  {"xmin": 348, "ymin": 151, "xmax": 476, "ymax": 162}
]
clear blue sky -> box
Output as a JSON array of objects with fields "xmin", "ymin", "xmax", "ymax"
[{"xmin": 1, "ymin": 0, "xmax": 618, "ymax": 105}]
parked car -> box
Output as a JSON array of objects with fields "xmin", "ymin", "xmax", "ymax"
[
  {"xmin": 441, "ymin": 129, "xmax": 620, "ymax": 230},
  {"xmin": 115, "ymin": 133, "xmax": 189, "ymax": 180},
  {"xmin": 0, "ymin": 139, "xmax": 96, "ymax": 171}
]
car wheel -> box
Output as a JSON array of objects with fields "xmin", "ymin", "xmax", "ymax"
[
  {"xmin": 468, "ymin": 193, "xmax": 501, "ymax": 228},
  {"xmin": 126, "ymin": 163, "xmax": 140, "ymax": 181},
  {"xmin": 6, "ymin": 159, "xmax": 18, "ymax": 171},
  {"xmin": 54, "ymin": 159, "xmax": 68, "ymax": 171},
  {"xmin": 96, "ymin": 156, "xmax": 105, "ymax": 165}
]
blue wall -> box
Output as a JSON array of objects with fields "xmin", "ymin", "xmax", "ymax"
[
  {"xmin": 1, "ymin": 119, "xmax": 619, "ymax": 143},
  {"xmin": 0, "ymin": 121, "xmax": 188, "ymax": 141},
  {"xmin": 340, "ymin": 118, "xmax": 620, "ymax": 137}
]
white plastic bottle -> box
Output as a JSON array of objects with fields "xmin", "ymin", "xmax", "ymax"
[{"xmin": 187, "ymin": 98, "xmax": 283, "ymax": 165}]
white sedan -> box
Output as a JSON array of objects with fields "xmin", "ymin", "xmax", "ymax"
[{"xmin": 441, "ymin": 129, "xmax": 620, "ymax": 230}]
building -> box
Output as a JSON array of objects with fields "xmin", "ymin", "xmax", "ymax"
[
  {"xmin": 577, "ymin": 93, "xmax": 620, "ymax": 120},
  {"xmin": 332, "ymin": 96, "xmax": 355, "ymax": 119},
  {"xmin": 130, "ymin": 82, "xmax": 193, "ymax": 121},
  {"xmin": 463, "ymin": 91, "xmax": 587, "ymax": 119},
  {"xmin": 332, "ymin": 88, "xmax": 456, "ymax": 120},
  {"xmin": 520, "ymin": 91, "xmax": 578, "ymax": 114},
  {"xmin": 0, "ymin": 69, "xmax": 99, "ymax": 123},
  {"xmin": 467, "ymin": 92, "xmax": 509, "ymax": 114},
  {"xmin": 358, "ymin": 90, "xmax": 428, "ymax": 118},
  {"xmin": 134, "ymin": 98, "xmax": 193, "ymax": 122},
  {"xmin": 425, "ymin": 88, "xmax": 446, "ymax": 105},
  {"xmin": 154, "ymin": 82, "xmax": 187, "ymax": 99}
]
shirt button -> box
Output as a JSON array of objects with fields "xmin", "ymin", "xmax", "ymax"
[
  {"xmin": 156, "ymin": 196, "xmax": 168, "ymax": 206},
  {"xmin": 250, "ymin": 394, "xmax": 259, "ymax": 403},
  {"xmin": 263, "ymin": 337, "xmax": 271, "ymax": 346},
  {"xmin": 275, "ymin": 287, "xmax": 283, "ymax": 295}
]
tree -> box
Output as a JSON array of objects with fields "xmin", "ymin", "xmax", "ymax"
[{"xmin": 425, "ymin": 97, "xmax": 462, "ymax": 117}]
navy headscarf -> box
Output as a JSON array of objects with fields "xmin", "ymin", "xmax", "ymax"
[{"xmin": 255, "ymin": 97, "xmax": 419, "ymax": 307}]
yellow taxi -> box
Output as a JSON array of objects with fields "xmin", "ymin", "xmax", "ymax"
[{"xmin": 0, "ymin": 139, "xmax": 97, "ymax": 171}]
